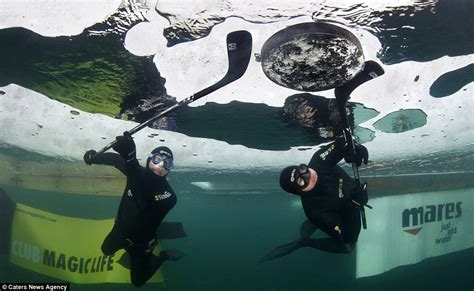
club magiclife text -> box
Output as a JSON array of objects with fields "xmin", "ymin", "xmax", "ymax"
[{"xmin": 11, "ymin": 241, "xmax": 115, "ymax": 274}]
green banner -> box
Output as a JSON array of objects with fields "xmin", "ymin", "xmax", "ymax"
[{"xmin": 10, "ymin": 203, "xmax": 164, "ymax": 283}]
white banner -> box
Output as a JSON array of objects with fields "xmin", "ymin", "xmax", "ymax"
[{"xmin": 356, "ymin": 187, "xmax": 474, "ymax": 278}]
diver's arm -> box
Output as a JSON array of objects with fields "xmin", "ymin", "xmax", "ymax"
[
  {"xmin": 123, "ymin": 159, "xmax": 142, "ymax": 185},
  {"xmin": 309, "ymin": 137, "xmax": 346, "ymax": 167},
  {"xmin": 83, "ymin": 150, "xmax": 127, "ymax": 174},
  {"xmin": 310, "ymin": 136, "xmax": 368, "ymax": 168},
  {"xmin": 109, "ymin": 132, "xmax": 138, "ymax": 175}
]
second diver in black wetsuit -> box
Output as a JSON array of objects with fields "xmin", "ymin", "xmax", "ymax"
[
  {"xmin": 84, "ymin": 132, "xmax": 184, "ymax": 287},
  {"xmin": 260, "ymin": 137, "xmax": 369, "ymax": 263}
]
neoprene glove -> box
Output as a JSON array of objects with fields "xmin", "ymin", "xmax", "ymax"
[
  {"xmin": 344, "ymin": 143, "xmax": 369, "ymax": 167},
  {"xmin": 112, "ymin": 131, "xmax": 136, "ymax": 161},
  {"xmin": 352, "ymin": 182, "xmax": 369, "ymax": 206},
  {"xmin": 83, "ymin": 150, "xmax": 97, "ymax": 165}
]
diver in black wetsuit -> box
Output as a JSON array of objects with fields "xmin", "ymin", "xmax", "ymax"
[
  {"xmin": 84, "ymin": 132, "xmax": 183, "ymax": 287},
  {"xmin": 260, "ymin": 137, "xmax": 369, "ymax": 262}
]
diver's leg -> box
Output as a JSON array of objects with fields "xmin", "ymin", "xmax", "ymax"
[
  {"xmin": 259, "ymin": 220, "xmax": 316, "ymax": 263},
  {"xmin": 129, "ymin": 249, "xmax": 171, "ymax": 287},
  {"xmin": 129, "ymin": 250, "xmax": 150, "ymax": 287},
  {"xmin": 305, "ymin": 238, "xmax": 354, "ymax": 253},
  {"xmin": 101, "ymin": 223, "xmax": 125, "ymax": 256},
  {"xmin": 299, "ymin": 219, "xmax": 317, "ymax": 239},
  {"xmin": 305, "ymin": 207, "xmax": 361, "ymax": 254}
]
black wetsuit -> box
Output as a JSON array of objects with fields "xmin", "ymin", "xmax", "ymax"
[
  {"xmin": 302, "ymin": 138, "xmax": 361, "ymax": 244},
  {"xmin": 90, "ymin": 153, "xmax": 177, "ymax": 286}
]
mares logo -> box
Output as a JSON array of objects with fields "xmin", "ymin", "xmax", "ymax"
[{"xmin": 402, "ymin": 201, "xmax": 462, "ymax": 235}]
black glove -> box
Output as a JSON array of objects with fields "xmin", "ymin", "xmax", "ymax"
[
  {"xmin": 83, "ymin": 150, "xmax": 97, "ymax": 165},
  {"xmin": 351, "ymin": 182, "xmax": 368, "ymax": 207},
  {"xmin": 112, "ymin": 131, "xmax": 136, "ymax": 161},
  {"xmin": 344, "ymin": 143, "xmax": 369, "ymax": 167}
]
